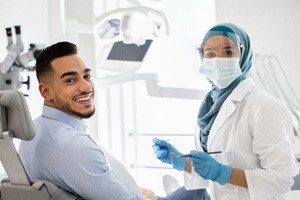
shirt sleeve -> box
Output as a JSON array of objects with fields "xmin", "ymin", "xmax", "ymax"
[
  {"xmin": 62, "ymin": 135, "xmax": 144, "ymax": 200},
  {"xmin": 245, "ymin": 99, "xmax": 299, "ymax": 200}
]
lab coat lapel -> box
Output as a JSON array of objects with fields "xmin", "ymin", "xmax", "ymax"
[
  {"xmin": 207, "ymin": 97, "xmax": 236, "ymax": 150},
  {"xmin": 207, "ymin": 78, "xmax": 256, "ymax": 150}
]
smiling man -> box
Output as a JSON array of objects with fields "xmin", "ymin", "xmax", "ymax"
[
  {"xmin": 18, "ymin": 41, "xmax": 145, "ymax": 200},
  {"xmin": 38, "ymin": 51, "xmax": 95, "ymax": 119}
]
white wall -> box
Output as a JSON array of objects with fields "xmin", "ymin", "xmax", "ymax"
[{"xmin": 215, "ymin": 0, "xmax": 300, "ymax": 97}]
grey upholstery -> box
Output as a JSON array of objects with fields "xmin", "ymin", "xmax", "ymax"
[
  {"xmin": 292, "ymin": 171, "xmax": 300, "ymax": 190},
  {"xmin": 0, "ymin": 90, "xmax": 82, "ymax": 200},
  {"xmin": 0, "ymin": 90, "xmax": 35, "ymax": 140}
]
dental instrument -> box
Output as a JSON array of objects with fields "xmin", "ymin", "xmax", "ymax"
[
  {"xmin": 170, "ymin": 151, "xmax": 222, "ymax": 158},
  {"xmin": 150, "ymin": 139, "xmax": 170, "ymax": 148}
]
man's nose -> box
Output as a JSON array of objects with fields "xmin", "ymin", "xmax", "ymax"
[{"xmin": 78, "ymin": 78, "xmax": 93, "ymax": 92}]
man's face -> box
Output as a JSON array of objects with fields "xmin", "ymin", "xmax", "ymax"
[{"xmin": 41, "ymin": 54, "xmax": 95, "ymax": 119}]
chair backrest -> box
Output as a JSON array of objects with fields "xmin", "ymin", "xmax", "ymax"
[
  {"xmin": 292, "ymin": 171, "xmax": 300, "ymax": 190},
  {"xmin": 0, "ymin": 90, "xmax": 82, "ymax": 200}
]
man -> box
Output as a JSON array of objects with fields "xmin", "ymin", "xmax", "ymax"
[{"xmin": 18, "ymin": 41, "xmax": 145, "ymax": 200}]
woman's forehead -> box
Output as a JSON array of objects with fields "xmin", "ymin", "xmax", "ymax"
[{"xmin": 205, "ymin": 35, "xmax": 236, "ymax": 46}]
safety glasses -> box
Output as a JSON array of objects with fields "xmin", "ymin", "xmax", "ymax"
[{"xmin": 197, "ymin": 31, "xmax": 243, "ymax": 59}]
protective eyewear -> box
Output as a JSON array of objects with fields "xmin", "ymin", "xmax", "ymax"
[
  {"xmin": 198, "ymin": 43, "xmax": 243, "ymax": 58},
  {"xmin": 197, "ymin": 31, "xmax": 243, "ymax": 59}
]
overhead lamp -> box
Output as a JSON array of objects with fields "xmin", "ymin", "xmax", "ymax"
[{"xmin": 93, "ymin": 6, "xmax": 169, "ymax": 46}]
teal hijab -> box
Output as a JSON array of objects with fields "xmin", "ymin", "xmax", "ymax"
[{"xmin": 197, "ymin": 23, "xmax": 253, "ymax": 152}]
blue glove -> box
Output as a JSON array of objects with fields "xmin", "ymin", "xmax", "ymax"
[
  {"xmin": 189, "ymin": 150, "xmax": 232, "ymax": 185},
  {"xmin": 152, "ymin": 138, "xmax": 186, "ymax": 171}
]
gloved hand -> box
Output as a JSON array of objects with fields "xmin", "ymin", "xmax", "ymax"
[
  {"xmin": 189, "ymin": 150, "xmax": 232, "ymax": 185},
  {"xmin": 152, "ymin": 138, "xmax": 186, "ymax": 171}
]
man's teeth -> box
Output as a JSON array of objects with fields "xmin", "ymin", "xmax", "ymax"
[{"xmin": 76, "ymin": 96, "xmax": 91, "ymax": 102}]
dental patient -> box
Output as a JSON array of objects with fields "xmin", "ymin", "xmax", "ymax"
[{"xmin": 18, "ymin": 41, "xmax": 146, "ymax": 200}]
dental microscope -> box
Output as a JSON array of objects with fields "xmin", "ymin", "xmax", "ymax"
[{"xmin": 0, "ymin": 25, "xmax": 44, "ymax": 92}]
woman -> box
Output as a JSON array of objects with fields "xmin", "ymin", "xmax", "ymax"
[{"xmin": 152, "ymin": 23, "xmax": 298, "ymax": 199}]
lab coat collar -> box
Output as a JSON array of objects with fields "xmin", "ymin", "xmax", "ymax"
[
  {"xmin": 207, "ymin": 78, "xmax": 256, "ymax": 151},
  {"xmin": 229, "ymin": 78, "xmax": 256, "ymax": 102}
]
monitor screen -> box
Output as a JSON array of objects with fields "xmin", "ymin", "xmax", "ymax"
[
  {"xmin": 97, "ymin": 39, "xmax": 153, "ymax": 72},
  {"xmin": 107, "ymin": 40, "xmax": 153, "ymax": 61}
]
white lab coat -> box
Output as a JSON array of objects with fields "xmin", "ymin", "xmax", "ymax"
[{"xmin": 184, "ymin": 78, "xmax": 299, "ymax": 200}]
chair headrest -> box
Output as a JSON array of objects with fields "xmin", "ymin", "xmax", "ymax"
[{"xmin": 0, "ymin": 90, "xmax": 35, "ymax": 140}]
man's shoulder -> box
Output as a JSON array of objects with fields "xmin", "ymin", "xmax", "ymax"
[
  {"xmin": 33, "ymin": 115, "xmax": 79, "ymax": 132},
  {"xmin": 33, "ymin": 115, "xmax": 91, "ymax": 147}
]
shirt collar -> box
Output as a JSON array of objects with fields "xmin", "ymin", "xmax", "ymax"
[{"xmin": 42, "ymin": 105, "xmax": 88, "ymax": 132}]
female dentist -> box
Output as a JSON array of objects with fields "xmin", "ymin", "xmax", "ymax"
[{"xmin": 152, "ymin": 23, "xmax": 298, "ymax": 200}]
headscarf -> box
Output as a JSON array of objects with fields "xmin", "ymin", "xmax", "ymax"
[{"xmin": 197, "ymin": 23, "xmax": 253, "ymax": 152}]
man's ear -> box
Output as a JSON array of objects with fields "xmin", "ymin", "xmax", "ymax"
[{"xmin": 39, "ymin": 83, "xmax": 53, "ymax": 101}]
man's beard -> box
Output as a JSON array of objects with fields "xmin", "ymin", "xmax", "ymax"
[
  {"xmin": 68, "ymin": 107, "xmax": 96, "ymax": 119},
  {"xmin": 55, "ymin": 96, "xmax": 95, "ymax": 119}
]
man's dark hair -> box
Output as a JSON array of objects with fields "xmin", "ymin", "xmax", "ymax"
[{"xmin": 35, "ymin": 41, "xmax": 78, "ymax": 83}]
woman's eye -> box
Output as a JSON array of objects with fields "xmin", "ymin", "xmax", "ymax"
[
  {"xmin": 224, "ymin": 50, "xmax": 234, "ymax": 56},
  {"xmin": 205, "ymin": 52, "xmax": 216, "ymax": 58}
]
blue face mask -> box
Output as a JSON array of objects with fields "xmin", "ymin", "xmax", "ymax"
[{"xmin": 199, "ymin": 57, "xmax": 242, "ymax": 89}]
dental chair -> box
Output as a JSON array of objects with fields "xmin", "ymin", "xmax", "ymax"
[
  {"xmin": 292, "ymin": 171, "xmax": 300, "ymax": 190},
  {"xmin": 0, "ymin": 90, "xmax": 82, "ymax": 200}
]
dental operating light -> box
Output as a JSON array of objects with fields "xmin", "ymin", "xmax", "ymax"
[
  {"xmin": 93, "ymin": 2, "xmax": 169, "ymax": 73},
  {"xmin": 93, "ymin": 6, "xmax": 169, "ymax": 45}
]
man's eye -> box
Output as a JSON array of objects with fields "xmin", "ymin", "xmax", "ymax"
[
  {"xmin": 66, "ymin": 78, "xmax": 76, "ymax": 83},
  {"xmin": 84, "ymin": 74, "xmax": 91, "ymax": 80}
]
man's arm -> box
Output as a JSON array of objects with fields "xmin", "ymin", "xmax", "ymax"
[{"xmin": 63, "ymin": 135, "xmax": 144, "ymax": 200}]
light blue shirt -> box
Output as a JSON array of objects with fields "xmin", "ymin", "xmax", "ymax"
[{"xmin": 18, "ymin": 105, "xmax": 144, "ymax": 200}]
